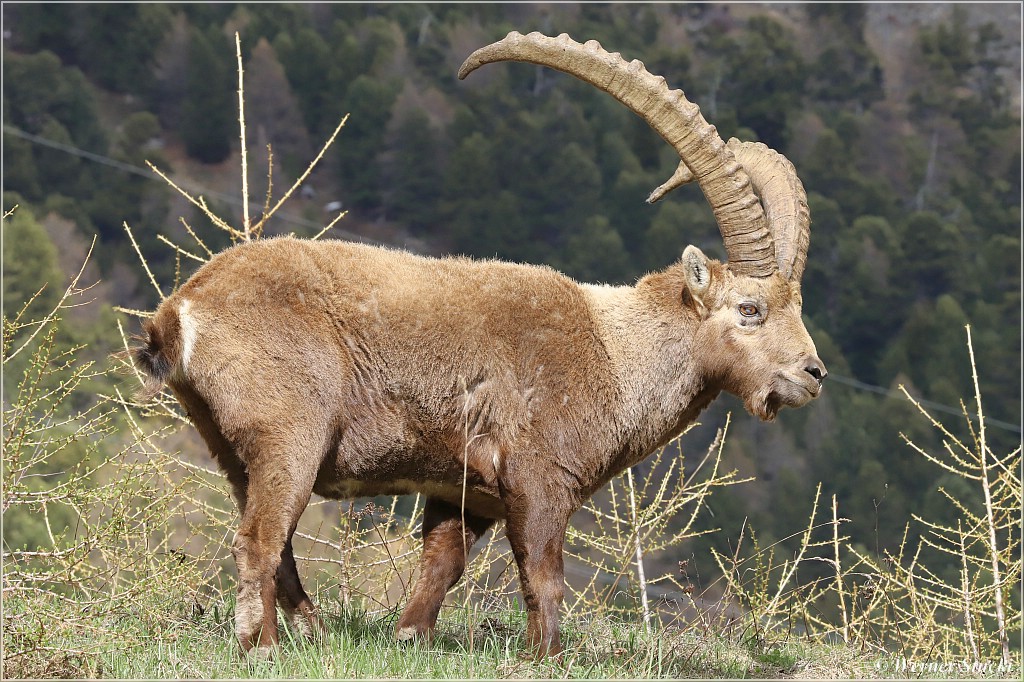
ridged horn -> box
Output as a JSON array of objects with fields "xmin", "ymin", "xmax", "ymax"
[
  {"xmin": 459, "ymin": 31, "xmax": 777, "ymax": 277},
  {"xmin": 727, "ymin": 140, "xmax": 810, "ymax": 282}
]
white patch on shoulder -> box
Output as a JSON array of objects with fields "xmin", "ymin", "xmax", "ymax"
[{"xmin": 178, "ymin": 299, "xmax": 198, "ymax": 372}]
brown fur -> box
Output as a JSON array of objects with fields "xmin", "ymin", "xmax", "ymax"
[{"xmin": 134, "ymin": 236, "xmax": 825, "ymax": 656}]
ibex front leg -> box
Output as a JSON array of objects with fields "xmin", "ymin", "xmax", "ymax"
[{"xmin": 503, "ymin": 481, "xmax": 571, "ymax": 658}]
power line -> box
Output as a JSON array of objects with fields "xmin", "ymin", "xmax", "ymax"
[
  {"xmin": 828, "ymin": 371, "xmax": 1020, "ymax": 434},
  {"xmin": 2, "ymin": 124, "xmax": 379, "ymax": 246},
  {"xmin": 6, "ymin": 126, "xmax": 1020, "ymax": 434}
]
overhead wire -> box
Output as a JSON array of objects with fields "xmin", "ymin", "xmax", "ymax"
[
  {"xmin": 3, "ymin": 124, "xmax": 379, "ymax": 246},
  {"xmin": 827, "ymin": 373, "xmax": 1019, "ymax": 433}
]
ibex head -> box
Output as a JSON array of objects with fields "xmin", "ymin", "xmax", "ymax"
[{"xmin": 460, "ymin": 32, "xmax": 826, "ymax": 421}]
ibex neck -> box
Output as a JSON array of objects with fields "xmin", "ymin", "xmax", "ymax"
[{"xmin": 582, "ymin": 282, "xmax": 714, "ymax": 472}]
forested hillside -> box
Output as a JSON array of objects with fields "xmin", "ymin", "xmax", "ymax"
[{"xmin": 3, "ymin": 2, "xmax": 1020, "ymax": 604}]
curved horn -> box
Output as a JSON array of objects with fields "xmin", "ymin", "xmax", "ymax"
[
  {"xmin": 459, "ymin": 31, "xmax": 777, "ymax": 277},
  {"xmin": 727, "ymin": 140, "xmax": 810, "ymax": 282}
]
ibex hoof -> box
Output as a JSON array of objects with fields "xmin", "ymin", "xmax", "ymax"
[
  {"xmin": 395, "ymin": 625, "xmax": 419, "ymax": 642},
  {"xmin": 395, "ymin": 624, "xmax": 435, "ymax": 643},
  {"xmin": 242, "ymin": 644, "xmax": 276, "ymax": 663}
]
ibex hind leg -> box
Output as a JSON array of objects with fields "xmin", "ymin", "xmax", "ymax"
[
  {"xmin": 222, "ymin": 464, "xmax": 324, "ymax": 645},
  {"xmin": 276, "ymin": 537, "xmax": 325, "ymax": 639},
  {"xmin": 172, "ymin": 381, "xmax": 327, "ymax": 651},
  {"xmin": 217, "ymin": 455, "xmax": 330, "ymax": 647},
  {"xmin": 396, "ymin": 498, "xmax": 495, "ymax": 642},
  {"xmin": 230, "ymin": 439, "xmax": 321, "ymax": 655}
]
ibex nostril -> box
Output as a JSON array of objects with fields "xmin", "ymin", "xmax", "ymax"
[{"xmin": 805, "ymin": 360, "xmax": 827, "ymax": 385}]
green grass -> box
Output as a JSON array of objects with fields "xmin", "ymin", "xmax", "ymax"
[
  {"xmin": 6, "ymin": 591, "xmax": 1018, "ymax": 680},
  {"xmin": 0, "ymin": 592, "xmax": 771, "ymax": 678}
]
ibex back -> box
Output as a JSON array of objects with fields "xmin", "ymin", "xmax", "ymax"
[{"xmin": 133, "ymin": 32, "xmax": 826, "ymax": 657}]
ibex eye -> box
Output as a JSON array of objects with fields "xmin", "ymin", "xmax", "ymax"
[{"xmin": 739, "ymin": 303, "xmax": 759, "ymax": 317}]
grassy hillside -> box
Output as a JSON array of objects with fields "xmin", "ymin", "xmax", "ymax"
[{"xmin": 9, "ymin": 595, "xmax": 1011, "ymax": 679}]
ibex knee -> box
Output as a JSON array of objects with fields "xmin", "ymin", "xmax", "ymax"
[{"xmin": 231, "ymin": 530, "xmax": 282, "ymax": 577}]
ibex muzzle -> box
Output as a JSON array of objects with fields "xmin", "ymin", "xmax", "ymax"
[{"xmin": 133, "ymin": 32, "xmax": 825, "ymax": 658}]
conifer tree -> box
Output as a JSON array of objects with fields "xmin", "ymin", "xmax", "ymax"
[{"xmin": 180, "ymin": 26, "xmax": 233, "ymax": 164}]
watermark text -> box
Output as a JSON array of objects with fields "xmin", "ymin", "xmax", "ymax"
[{"xmin": 875, "ymin": 656, "xmax": 1015, "ymax": 676}]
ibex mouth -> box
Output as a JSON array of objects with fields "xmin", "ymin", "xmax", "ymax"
[{"xmin": 752, "ymin": 374, "xmax": 820, "ymax": 421}]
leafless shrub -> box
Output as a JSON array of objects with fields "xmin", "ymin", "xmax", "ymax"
[{"xmin": 706, "ymin": 326, "xmax": 1020, "ymax": 669}]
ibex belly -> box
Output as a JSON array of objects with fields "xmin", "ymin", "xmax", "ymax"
[
  {"xmin": 311, "ymin": 476, "xmax": 505, "ymax": 519},
  {"xmin": 312, "ymin": 411, "xmax": 507, "ymax": 519}
]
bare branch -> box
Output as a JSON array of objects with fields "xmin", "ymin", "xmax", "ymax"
[
  {"xmin": 236, "ymin": 32, "xmax": 250, "ymax": 238},
  {"xmin": 251, "ymin": 113, "xmax": 350, "ymax": 236}
]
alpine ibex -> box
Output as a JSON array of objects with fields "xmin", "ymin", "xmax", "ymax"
[{"xmin": 133, "ymin": 32, "xmax": 826, "ymax": 657}]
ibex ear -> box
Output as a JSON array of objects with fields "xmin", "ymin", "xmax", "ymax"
[{"xmin": 681, "ymin": 245, "xmax": 713, "ymax": 313}]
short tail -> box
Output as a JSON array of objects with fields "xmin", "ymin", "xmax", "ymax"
[{"xmin": 130, "ymin": 312, "xmax": 181, "ymax": 401}]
